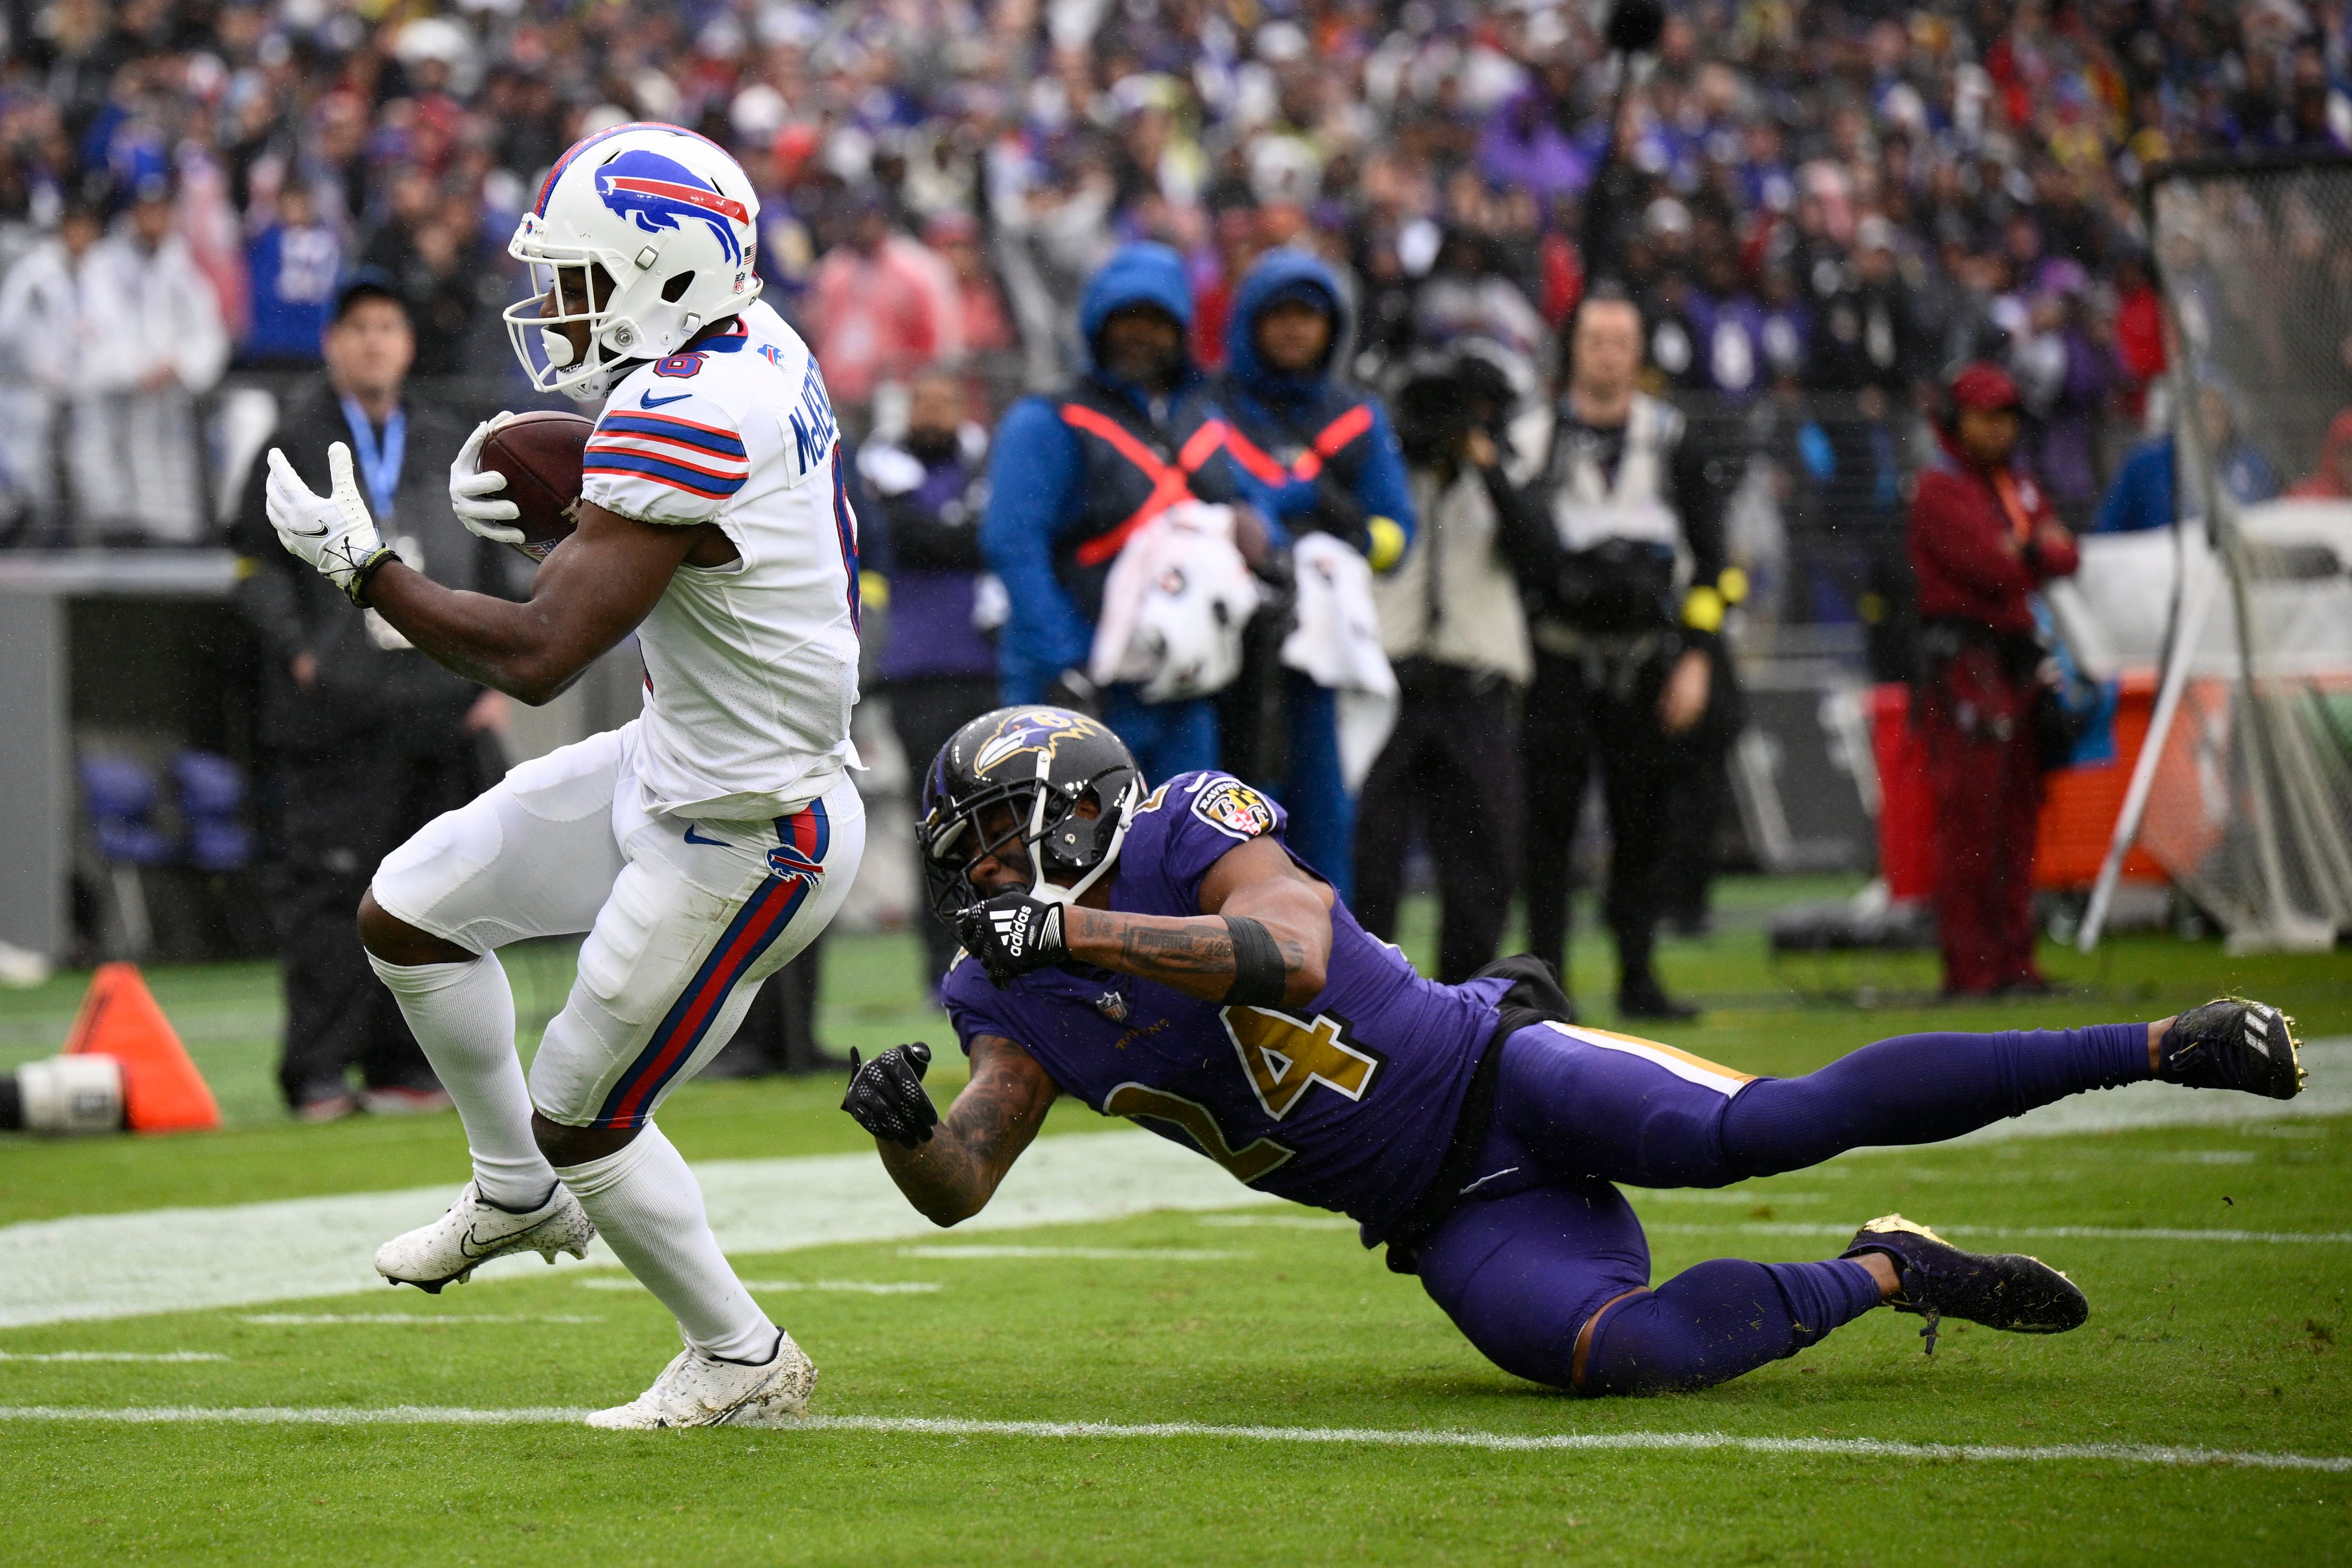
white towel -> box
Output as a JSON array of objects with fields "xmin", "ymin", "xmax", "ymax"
[
  {"xmin": 1281, "ymin": 532, "xmax": 1398, "ymax": 790},
  {"xmin": 1087, "ymin": 502, "xmax": 1262, "ymax": 705}
]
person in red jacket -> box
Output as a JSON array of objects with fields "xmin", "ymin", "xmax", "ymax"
[{"xmin": 1907, "ymin": 363, "xmax": 2079, "ymax": 995}]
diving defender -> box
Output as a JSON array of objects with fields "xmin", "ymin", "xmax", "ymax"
[
  {"xmin": 842, "ymin": 706, "xmax": 2305, "ymax": 1396},
  {"xmin": 264, "ymin": 123, "xmax": 861, "ymax": 1427}
]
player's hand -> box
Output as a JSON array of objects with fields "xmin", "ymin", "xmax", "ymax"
[
  {"xmin": 266, "ymin": 443, "xmax": 394, "ymax": 605},
  {"xmin": 451, "ymin": 412, "xmax": 524, "ymax": 545},
  {"xmin": 956, "ymin": 891, "xmax": 1069, "ymax": 987},
  {"xmin": 842, "ymin": 1043, "xmax": 938, "ymax": 1149}
]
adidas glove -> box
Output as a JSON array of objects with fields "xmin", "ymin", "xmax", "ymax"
[
  {"xmin": 956, "ymin": 891, "xmax": 1068, "ymax": 987},
  {"xmin": 265, "ymin": 442, "xmax": 396, "ymax": 605},
  {"xmin": 450, "ymin": 412, "xmax": 524, "ymax": 545},
  {"xmin": 842, "ymin": 1043, "xmax": 938, "ymax": 1149}
]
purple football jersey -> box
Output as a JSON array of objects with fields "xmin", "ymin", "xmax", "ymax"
[{"xmin": 942, "ymin": 771, "xmax": 1506, "ymax": 1239}]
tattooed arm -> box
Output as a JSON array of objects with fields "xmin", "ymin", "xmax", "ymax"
[
  {"xmin": 878, "ymin": 1033, "xmax": 1061, "ymax": 1226},
  {"xmin": 1061, "ymin": 836, "xmax": 1337, "ymax": 1006}
]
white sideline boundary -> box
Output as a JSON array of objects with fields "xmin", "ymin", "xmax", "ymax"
[
  {"xmin": 1641, "ymin": 1223, "xmax": 2352, "ymax": 1244},
  {"xmin": 0, "ymin": 1406, "xmax": 2343, "ymax": 1471},
  {"xmin": 0, "ymin": 1352, "xmax": 227, "ymax": 1363},
  {"xmin": 0, "ymin": 1041, "xmax": 2344, "ymax": 1329}
]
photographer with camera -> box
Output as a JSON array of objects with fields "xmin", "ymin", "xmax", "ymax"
[
  {"xmin": 1519, "ymin": 289, "xmax": 1737, "ymax": 1021},
  {"xmin": 1354, "ymin": 344, "xmax": 1557, "ymax": 982}
]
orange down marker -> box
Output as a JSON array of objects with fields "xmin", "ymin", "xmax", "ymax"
[{"xmin": 62, "ymin": 963, "xmax": 220, "ymax": 1133}]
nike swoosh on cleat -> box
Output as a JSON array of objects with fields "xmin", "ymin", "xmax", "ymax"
[{"xmin": 641, "ymin": 391, "xmax": 692, "ymax": 408}]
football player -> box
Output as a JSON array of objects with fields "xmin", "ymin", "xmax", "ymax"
[
  {"xmin": 263, "ymin": 123, "xmax": 862, "ymax": 1427},
  {"xmin": 843, "ymin": 706, "xmax": 2306, "ymax": 1396}
]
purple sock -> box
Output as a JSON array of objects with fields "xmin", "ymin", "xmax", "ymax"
[
  {"xmin": 1581, "ymin": 1257, "xmax": 1884, "ymax": 1395},
  {"xmin": 1719, "ymin": 1024, "xmax": 2150, "ymax": 1177}
]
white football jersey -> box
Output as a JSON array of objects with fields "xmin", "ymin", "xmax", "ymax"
[{"xmin": 580, "ymin": 300, "xmax": 861, "ymax": 820}]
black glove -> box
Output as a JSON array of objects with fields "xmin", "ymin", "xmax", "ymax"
[
  {"xmin": 842, "ymin": 1043, "xmax": 939, "ymax": 1149},
  {"xmin": 956, "ymin": 889, "xmax": 1069, "ymax": 987}
]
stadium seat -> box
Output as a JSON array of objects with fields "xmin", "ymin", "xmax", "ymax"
[{"xmin": 172, "ymin": 750, "xmax": 251, "ymax": 873}]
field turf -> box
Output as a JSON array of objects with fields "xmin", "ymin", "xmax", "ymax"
[{"xmin": 1, "ymin": 880, "xmax": 2347, "ymax": 1566}]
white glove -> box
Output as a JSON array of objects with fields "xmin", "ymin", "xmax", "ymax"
[
  {"xmin": 265, "ymin": 442, "xmax": 394, "ymax": 605},
  {"xmin": 450, "ymin": 411, "xmax": 523, "ymax": 545}
]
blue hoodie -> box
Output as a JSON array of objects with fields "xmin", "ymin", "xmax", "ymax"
[
  {"xmin": 1215, "ymin": 250, "xmax": 1415, "ymax": 557},
  {"xmin": 984, "ymin": 243, "xmax": 1242, "ymax": 701}
]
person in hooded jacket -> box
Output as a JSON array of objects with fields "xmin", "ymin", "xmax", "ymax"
[
  {"xmin": 1211, "ymin": 249, "xmax": 1417, "ymax": 901},
  {"xmin": 982, "ymin": 241, "xmax": 1261, "ymax": 781}
]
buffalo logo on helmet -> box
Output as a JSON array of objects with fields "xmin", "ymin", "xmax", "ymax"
[
  {"xmin": 1192, "ymin": 778, "xmax": 1276, "ymax": 841},
  {"xmin": 596, "ymin": 148, "xmax": 750, "ymax": 265},
  {"xmin": 968, "ymin": 708, "xmax": 1113, "ymax": 777}
]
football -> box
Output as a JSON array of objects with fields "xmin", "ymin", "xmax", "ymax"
[{"xmin": 479, "ymin": 410, "xmax": 594, "ymax": 561}]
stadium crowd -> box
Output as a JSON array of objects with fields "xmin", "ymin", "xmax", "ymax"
[
  {"xmin": 20, "ymin": 0, "xmax": 2352, "ymax": 1087},
  {"xmin": 0, "ymin": 0, "xmax": 2346, "ymax": 543}
]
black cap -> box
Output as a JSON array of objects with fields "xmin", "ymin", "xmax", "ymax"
[{"xmin": 331, "ymin": 266, "xmax": 406, "ymax": 324}]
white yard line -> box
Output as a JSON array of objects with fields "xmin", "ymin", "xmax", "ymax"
[
  {"xmin": 236, "ymin": 1314, "xmax": 604, "ymax": 1326},
  {"xmin": 574, "ymin": 1278, "xmax": 944, "ymax": 1295},
  {"xmin": 0, "ymin": 1352, "xmax": 227, "ymax": 1363},
  {"xmin": 898, "ymin": 1245, "xmax": 1247, "ymax": 1261},
  {"xmin": 1641, "ymin": 1223, "xmax": 2352, "ymax": 1244},
  {"xmin": 0, "ymin": 1042, "xmax": 2342, "ymax": 1330},
  {"xmin": 0, "ymin": 1405, "xmax": 2341, "ymax": 1472}
]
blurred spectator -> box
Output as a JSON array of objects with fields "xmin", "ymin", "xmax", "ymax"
[
  {"xmin": 806, "ymin": 197, "xmax": 963, "ymax": 414},
  {"xmin": 1357, "ymin": 346, "xmax": 1552, "ymax": 983},
  {"xmin": 227, "ymin": 279, "xmax": 510, "ymax": 1121},
  {"xmin": 2010, "ymin": 268, "xmax": 2114, "ymax": 530},
  {"xmin": 1908, "ymin": 363, "xmax": 2078, "ymax": 998},
  {"xmin": 923, "ymin": 211, "xmax": 1015, "ymax": 359},
  {"xmin": 52, "ymin": 178, "xmax": 227, "ymax": 543},
  {"xmin": 864, "ymin": 368, "xmax": 999, "ymax": 992},
  {"xmin": 982, "ymin": 241, "xmax": 1253, "ymax": 781},
  {"xmin": 1212, "ymin": 248, "xmax": 1416, "ymax": 903},
  {"xmin": 241, "ymin": 182, "xmax": 340, "ymax": 368},
  {"xmin": 1518, "ymin": 293, "xmax": 1728, "ymax": 1022},
  {"xmin": 2288, "ymin": 410, "xmax": 2352, "ymax": 499},
  {"xmin": 2093, "ymin": 385, "xmax": 2282, "ymax": 533},
  {"xmin": 0, "ymin": 194, "xmax": 106, "ymax": 532}
]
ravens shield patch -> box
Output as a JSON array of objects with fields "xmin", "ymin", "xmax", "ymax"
[{"xmin": 1192, "ymin": 777, "xmax": 1277, "ymax": 841}]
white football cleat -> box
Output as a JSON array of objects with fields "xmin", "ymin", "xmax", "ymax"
[
  {"xmin": 585, "ymin": 1333, "xmax": 817, "ymax": 1430},
  {"xmin": 373, "ymin": 1180, "xmax": 596, "ymax": 1293}
]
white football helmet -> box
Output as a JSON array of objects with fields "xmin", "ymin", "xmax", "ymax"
[{"xmin": 506, "ymin": 122, "xmax": 763, "ymax": 401}]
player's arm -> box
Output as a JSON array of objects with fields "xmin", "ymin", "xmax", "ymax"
[
  {"xmin": 1068, "ymin": 836, "xmax": 1335, "ymax": 1004},
  {"xmin": 844, "ymin": 1034, "xmax": 1060, "ymax": 1226},
  {"xmin": 964, "ymin": 835, "xmax": 1336, "ymax": 1007},
  {"xmin": 357, "ymin": 503, "xmax": 706, "ymax": 704},
  {"xmin": 261, "ymin": 434, "xmax": 721, "ymax": 704}
]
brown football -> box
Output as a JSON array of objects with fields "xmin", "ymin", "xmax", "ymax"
[{"xmin": 479, "ymin": 410, "xmax": 594, "ymax": 562}]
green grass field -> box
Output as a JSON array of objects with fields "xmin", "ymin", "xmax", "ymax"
[{"xmin": 2, "ymin": 883, "xmax": 2348, "ymax": 1566}]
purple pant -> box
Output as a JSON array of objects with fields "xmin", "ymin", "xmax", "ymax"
[{"xmin": 1413, "ymin": 1020, "xmax": 2149, "ymax": 1394}]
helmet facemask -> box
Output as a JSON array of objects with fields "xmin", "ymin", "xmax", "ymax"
[
  {"xmin": 921, "ymin": 753, "xmax": 1141, "ymax": 918},
  {"xmin": 506, "ymin": 253, "xmax": 637, "ymax": 401}
]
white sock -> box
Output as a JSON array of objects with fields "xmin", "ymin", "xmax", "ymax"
[
  {"xmin": 557, "ymin": 1123, "xmax": 776, "ymax": 1363},
  {"xmin": 366, "ymin": 952, "xmax": 556, "ymax": 1211}
]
